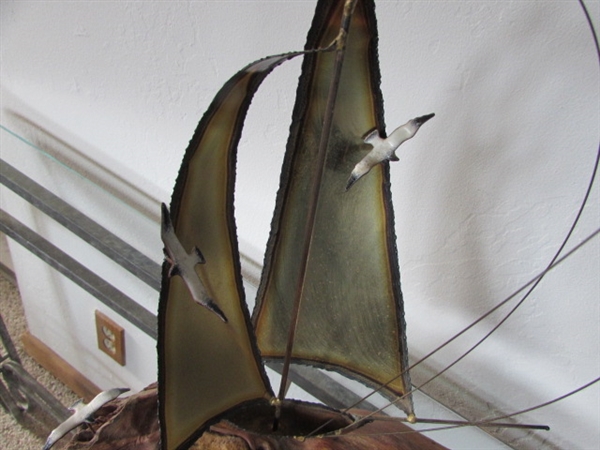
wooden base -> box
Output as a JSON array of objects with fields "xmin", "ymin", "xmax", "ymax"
[{"xmin": 21, "ymin": 332, "xmax": 101, "ymax": 401}]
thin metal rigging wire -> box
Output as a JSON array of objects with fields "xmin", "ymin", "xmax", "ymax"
[{"xmin": 357, "ymin": 376, "xmax": 600, "ymax": 437}]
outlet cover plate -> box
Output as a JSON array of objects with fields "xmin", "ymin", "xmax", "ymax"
[{"xmin": 95, "ymin": 310, "xmax": 125, "ymax": 366}]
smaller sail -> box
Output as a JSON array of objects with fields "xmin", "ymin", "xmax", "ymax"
[{"xmin": 158, "ymin": 51, "xmax": 310, "ymax": 450}]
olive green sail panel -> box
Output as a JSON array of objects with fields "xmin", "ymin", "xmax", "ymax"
[
  {"xmin": 158, "ymin": 53, "xmax": 306, "ymax": 450},
  {"xmin": 161, "ymin": 280, "xmax": 269, "ymax": 450},
  {"xmin": 253, "ymin": 0, "xmax": 413, "ymax": 413}
]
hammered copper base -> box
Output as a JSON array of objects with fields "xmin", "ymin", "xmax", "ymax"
[{"xmin": 66, "ymin": 384, "xmax": 448, "ymax": 450}]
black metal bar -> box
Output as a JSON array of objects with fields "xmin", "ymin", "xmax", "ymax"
[
  {"xmin": 0, "ymin": 210, "xmax": 157, "ymax": 339},
  {"xmin": 0, "ymin": 160, "xmax": 161, "ymax": 290}
]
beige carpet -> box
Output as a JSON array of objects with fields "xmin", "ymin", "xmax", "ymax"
[{"xmin": 0, "ymin": 271, "xmax": 78, "ymax": 449}]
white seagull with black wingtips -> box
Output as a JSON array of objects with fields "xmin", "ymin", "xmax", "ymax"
[
  {"xmin": 346, "ymin": 113, "xmax": 434, "ymax": 191},
  {"xmin": 43, "ymin": 388, "xmax": 130, "ymax": 450},
  {"xmin": 160, "ymin": 203, "xmax": 228, "ymax": 323}
]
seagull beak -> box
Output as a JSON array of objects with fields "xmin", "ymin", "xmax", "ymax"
[{"xmin": 413, "ymin": 113, "xmax": 435, "ymax": 127}]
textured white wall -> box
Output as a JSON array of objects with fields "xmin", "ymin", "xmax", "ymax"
[{"xmin": 1, "ymin": 1, "xmax": 598, "ymax": 449}]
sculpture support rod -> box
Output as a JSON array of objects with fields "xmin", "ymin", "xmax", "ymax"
[{"xmin": 277, "ymin": 0, "xmax": 358, "ymax": 409}]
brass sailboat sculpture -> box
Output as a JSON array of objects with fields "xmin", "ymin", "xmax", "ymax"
[
  {"xmin": 156, "ymin": 0, "xmax": 440, "ymax": 447},
  {"xmin": 59, "ymin": 0, "xmax": 598, "ymax": 449}
]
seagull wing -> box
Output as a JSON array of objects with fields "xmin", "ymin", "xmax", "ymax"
[
  {"xmin": 363, "ymin": 128, "xmax": 382, "ymax": 146},
  {"xmin": 43, "ymin": 389, "xmax": 129, "ymax": 450},
  {"xmin": 43, "ymin": 415, "xmax": 80, "ymax": 450},
  {"xmin": 161, "ymin": 203, "xmax": 174, "ymax": 236},
  {"xmin": 81, "ymin": 388, "xmax": 130, "ymax": 418},
  {"xmin": 161, "ymin": 204, "xmax": 181, "ymax": 256},
  {"xmin": 387, "ymin": 113, "xmax": 435, "ymax": 148},
  {"xmin": 192, "ymin": 247, "xmax": 206, "ymax": 265},
  {"xmin": 385, "ymin": 122, "xmax": 414, "ymax": 149}
]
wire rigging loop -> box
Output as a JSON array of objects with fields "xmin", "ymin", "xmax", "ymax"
[{"xmin": 307, "ymin": 0, "xmax": 600, "ymax": 439}]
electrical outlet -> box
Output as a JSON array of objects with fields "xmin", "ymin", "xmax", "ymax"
[{"xmin": 95, "ymin": 310, "xmax": 125, "ymax": 366}]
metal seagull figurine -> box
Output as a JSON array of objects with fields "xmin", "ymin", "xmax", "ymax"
[
  {"xmin": 346, "ymin": 113, "xmax": 435, "ymax": 191},
  {"xmin": 160, "ymin": 203, "xmax": 228, "ymax": 323},
  {"xmin": 43, "ymin": 387, "xmax": 130, "ymax": 450}
]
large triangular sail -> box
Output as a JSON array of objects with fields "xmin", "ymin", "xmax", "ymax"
[{"xmin": 253, "ymin": 0, "xmax": 414, "ymax": 414}]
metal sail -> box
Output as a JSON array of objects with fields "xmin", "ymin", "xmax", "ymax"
[
  {"xmin": 253, "ymin": 0, "xmax": 414, "ymax": 414},
  {"xmin": 157, "ymin": 52, "xmax": 308, "ymax": 450}
]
